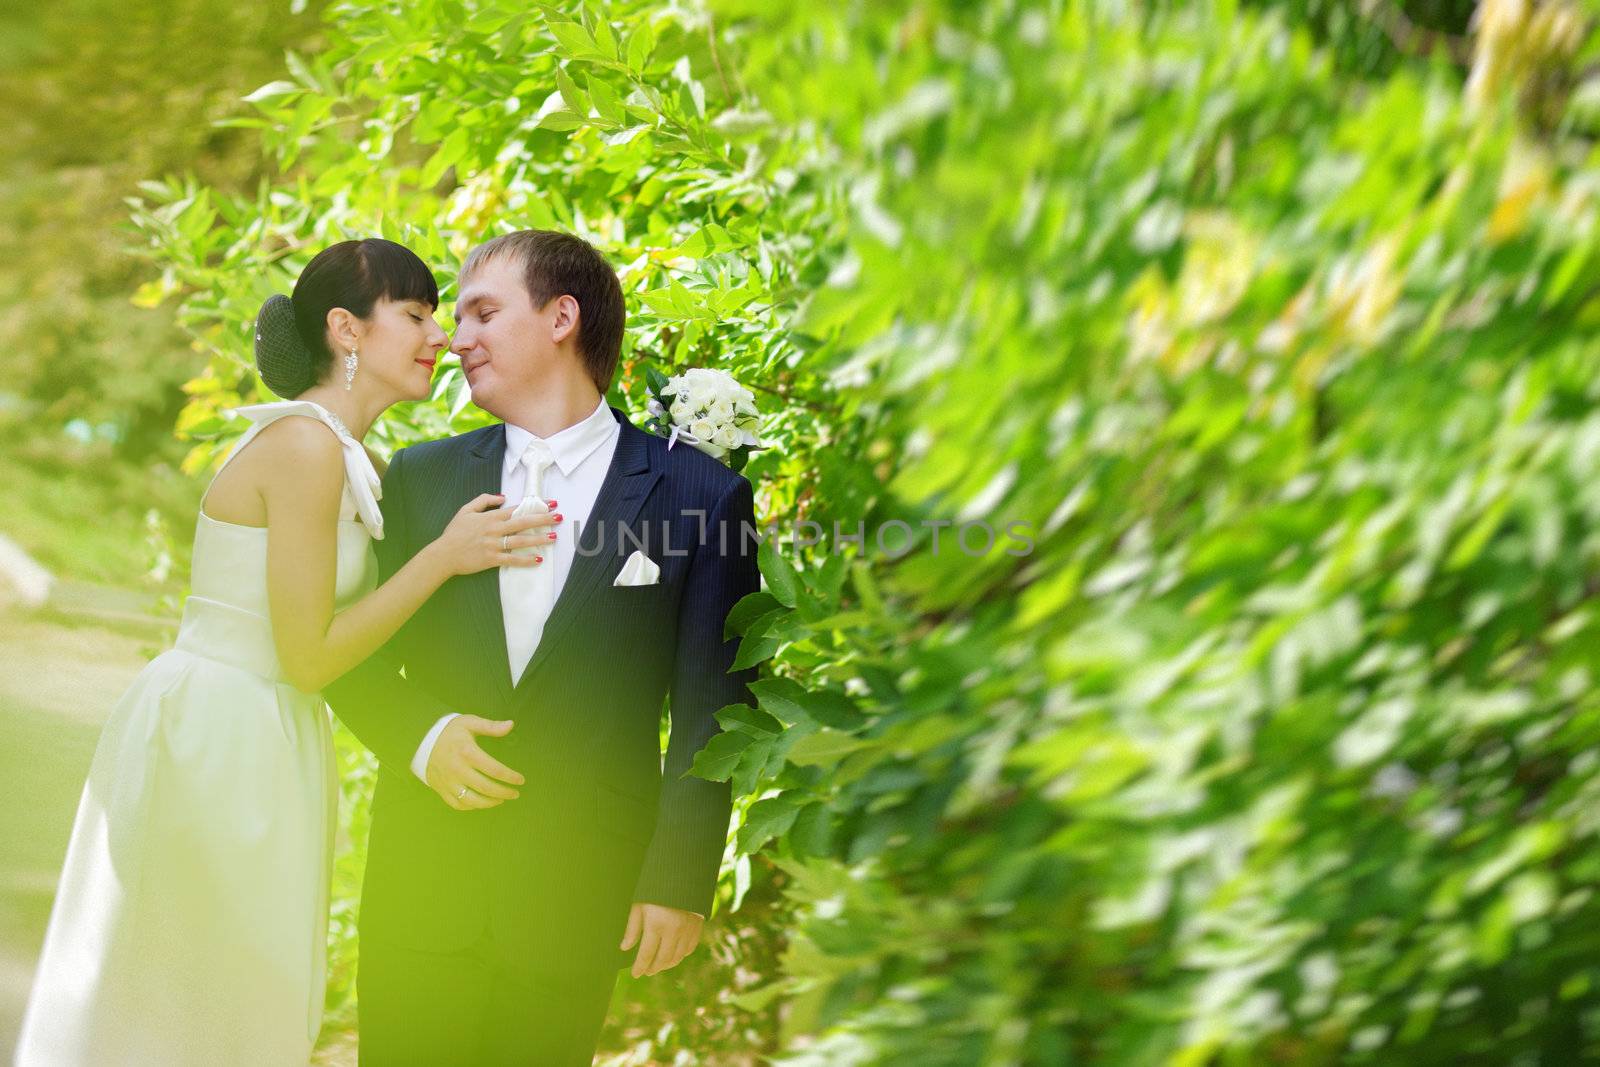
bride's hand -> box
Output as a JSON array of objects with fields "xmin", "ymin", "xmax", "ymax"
[{"xmin": 426, "ymin": 493, "xmax": 563, "ymax": 577}]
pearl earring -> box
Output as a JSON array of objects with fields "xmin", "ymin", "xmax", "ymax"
[{"xmin": 344, "ymin": 344, "xmax": 358, "ymax": 391}]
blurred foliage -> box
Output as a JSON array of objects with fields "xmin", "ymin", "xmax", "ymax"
[
  {"xmin": 131, "ymin": 0, "xmax": 1600, "ymax": 1062},
  {"xmin": 0, "ymin": 0, "xmax": 320, "ymax": 588},
  {"xmin": 0, "ymin": 0, "xmax": 319, "ymax": 466},
  {"xmin": 1246, "ymin": 0, "xmax": 1476, "ymax": 78}
]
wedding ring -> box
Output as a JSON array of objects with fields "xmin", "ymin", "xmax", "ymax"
[
  {"xmin": 457, "ymin": 785, "xmax": 467, "ymax": 800},
  {"xmin": 501, "ymin": 535, "xmax": 508, "ymax": 551}
]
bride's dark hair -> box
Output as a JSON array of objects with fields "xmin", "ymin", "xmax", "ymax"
[{"xmin": 254, "ymin": 238, "xmax": 440, "ymax": 399}]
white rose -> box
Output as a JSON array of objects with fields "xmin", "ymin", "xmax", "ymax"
[
  {"xmin": 692, "ymin": 438, "xmax": 726, "ymax": 460},
  {"xmin": 713, "ymin": 425, "xmax": 740, "ymax": 449},
  {"xmin": 670, "ymin": 397, "xmax": 692, "ymax": 421},
  {"xmin": 693, "ymin": 368, "xmax": 738, "ymax": 399},
  {"xmin": 689, "ymin": 418, "xmax": 716, "ymax": 442}
]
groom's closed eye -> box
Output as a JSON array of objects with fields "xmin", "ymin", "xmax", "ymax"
[{"xmin": 453, "ymin": 294, "xmax": 498, "ymax": 326}]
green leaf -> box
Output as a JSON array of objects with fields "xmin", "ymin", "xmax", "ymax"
[
  {"xmin": 420, "ymin": 127, "xmax": 468, "ymax": 187},
  {"xmin": 759, "ymin": 538, "xmax": 800, "ymax": 607},
  {"xmin": 731, "ymin": 733, "xmax": 784, "ymax": 797},
  {"xmin": 748, "ymin": 677, "xmax": 815, "ymax": 726},
  {"xmin": 599, "ymin": 124, "xmax": 648, "ymax": 146},
  {"xmin": 717, "ymin": 702, "xmax": 785, "ymax": 737},
  {"xmin": 796, "ymin": 688, "xmax": 866, "ymax": 731},
  {"xmin": 497, "ymin": 11, "xmax": 533, "ymax": 54},
  {"xmin": 243, "ymin": 80, "xmax": 299, "ymax": 103},
  {"xmin": 590, "ymin": 16, "xmax": 619, "ymax": 62},
  {"xmin": 730, "ymin": 609, "xmax": 798, "ymax": 670},
  {"xmin": 675, "ymin": 228, "xmax": 709, "ymax": 259},
  {"xmin": 283, "ymin": 50, "xmax": 325, "ymax": 94},
  {"xmin": 546, "ymin": 19, "xmax": 602, "ymax": 59},
  {"xmin": 536, "ymin": 108, "xmax": 585, "ymax": 132},
  {"xmin": 447, "ymin": 370, "xmax": 472, "ymax": 420},
  {"xmin": 789, "ymin": 801, "xmax": 833, "ymax": 856},
  {"xmin": 1446, "ymin": 493, "xmax": 1514, "ymax": 571},
  {"xmin": 554, "ymin": 64, "xmax": 589, "ymax": 115},
  {"xmin": 737, "ymin": 794, "xmax": 803, "ymax": 853},
  {"xmin": 688, "ymin": 730, "xmax": 753, "ymax": 782},
  {"xmin": 730, "ymin": 978, "xmax": 797, "ymax": 1014},
  {"xmin": 626, "ymin": 22, "xmax": 656, "ymax": 72},
  {"xmin": 786, "ymin": 729, "xmax": 872, "ymax": 767},
  {"xmin": 725, "ymin": 590, "xmax": 781, "ymax": 638},
  {"xmin": 586, "ymin": 75, "xmax": 625, "ymax": 125}
]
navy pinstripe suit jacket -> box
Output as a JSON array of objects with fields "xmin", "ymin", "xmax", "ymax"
[{"xmin": 324, "ymin": 404, "xmax": 759, "ymax": 951}]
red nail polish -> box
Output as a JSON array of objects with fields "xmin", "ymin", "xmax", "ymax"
[
  {"xmin": 547, "ymin": 532, "xmax": 556, "ymax": 540},
  {"xmin": 553, "ymin": 513, "xmax": 563, "ymax": 521},
  {"xmin": 535, "ymin": 555, "xmax": 543, "ymax": 563},
  {"xmin": 547, "ymin": 499, "xmax": 558, "ymax": 507}
]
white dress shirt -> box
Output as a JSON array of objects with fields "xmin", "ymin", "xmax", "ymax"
[{"xmin": 409, "ymin": 396, "xmax": 620, "ymax": 780}]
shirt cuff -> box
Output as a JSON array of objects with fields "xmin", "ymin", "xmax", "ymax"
[{"xmin": 410, "ymin": 713, "xmax": 459, "ymax": 783}]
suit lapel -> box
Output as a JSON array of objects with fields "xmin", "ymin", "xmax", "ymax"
[
  {"xmin": 511, "ymin": 406, "xmax": 662, "ymax": 695},
  {"xmin": 463, "ymin": 422, "xmax": 516, "ymax": 704}
]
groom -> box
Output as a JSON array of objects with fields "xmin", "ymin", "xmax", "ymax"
[{"xmin": 324, "ymin": 229, "xmax": 760, "ymax": 1064}]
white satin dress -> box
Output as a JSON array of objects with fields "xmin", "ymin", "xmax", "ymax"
[{"xmin": 15, "ymin": 400, "xmax": 382, "ymax": 1066}]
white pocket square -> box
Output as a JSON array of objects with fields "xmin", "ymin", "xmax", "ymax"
[{"xmin": 613, "ymin": 549, "xmax": 661, "ymax": 586}]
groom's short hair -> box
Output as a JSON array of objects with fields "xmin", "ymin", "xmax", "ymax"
[{"xmin": 460, "ymin": 230, "xmax": 625, "ymax": 392}]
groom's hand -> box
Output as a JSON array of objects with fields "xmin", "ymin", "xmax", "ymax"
[
  {"xmin": 619, "ymin": 902, "xmax": 704, "ymax": 977},
  {"xmin": 423, "ymin": 715, "xmax": 526, "ymax": 811}
]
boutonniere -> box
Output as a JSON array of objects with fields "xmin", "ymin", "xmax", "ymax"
[{"xmin": 643, "ymin": 366, "xmax": 766, "ymax": 472}]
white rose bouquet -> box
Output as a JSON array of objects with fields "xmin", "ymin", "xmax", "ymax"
[{"xmin": 643, "ymin": 366, "xmax": 765, "ymax": 472}]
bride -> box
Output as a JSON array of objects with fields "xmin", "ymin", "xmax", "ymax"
[{"xmin": 14, "ymin": 238, "xmax": 558, "ymax": 1065}]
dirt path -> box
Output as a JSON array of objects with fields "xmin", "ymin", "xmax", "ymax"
[{"xmin": 0, "ymin": 610, "xmax": 153, "ymax": 1056}]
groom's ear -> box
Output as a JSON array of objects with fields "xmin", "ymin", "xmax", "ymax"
[{"xmin": 549, "ymin": 293, "xmax": 581, "ymax": 346}]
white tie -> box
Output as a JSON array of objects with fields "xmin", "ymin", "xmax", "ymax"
[{"xmin": 501, "ymin": 437, "xmax": 556, "ymax": 684}]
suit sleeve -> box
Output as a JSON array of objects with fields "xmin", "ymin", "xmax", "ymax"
[
  {"xmin": 323, "ymin": 447, "xmax": 460, "ymax": 779},
  {"xmin": 631, "ymin": 475, "xmax": 761, "ymax": 917}
]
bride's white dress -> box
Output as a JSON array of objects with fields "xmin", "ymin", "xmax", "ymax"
[{"xmin": 15, "ymin": 400, "xmax": 382, "ymax": 1066}]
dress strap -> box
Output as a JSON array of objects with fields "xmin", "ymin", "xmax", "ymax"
[{"xmin": 224, "ymin": 400, "xmax": 386, "ymax": 540}]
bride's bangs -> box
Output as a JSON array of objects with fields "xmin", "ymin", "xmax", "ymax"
[{"xmin": 363, "ymin": 238, "xmax": 441, "ymax": 310}]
